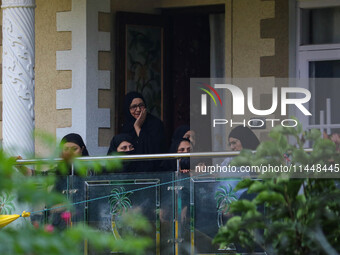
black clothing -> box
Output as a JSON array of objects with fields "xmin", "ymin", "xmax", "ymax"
[
  {"xmin": 126, "ymin": 113, "xmax": 165, "ymax": 155},
  {"xmin": 61, "ymin": 133, "xmax": 89, "ymax": 156},
  {"xmin": 122, "ymin": 92, "xmax": 165, "ymax": 172},
  {"xmin": 54, "ymin": 133, "xmax": 91, "ymax": 175},
  {"xmin": 172, "ymin": 125, "xmax": 190, "ymax": 141},
  {"xmin": 107, "ymin": 134, "xmax": 134, "ymax": 155},
  {"xmin": 229, "ymin": 126, "xmax": 260, "ymax": 150},
  {"xmin": 122, "ymin": 91, "xmax": 147, "ymax": 128},
  {"xmin": 106, "ymin": 133, "xmax": 138, "ymax": 173},
  {"xmin": 162, "ymin": 138, "xmax": 191, "ymax": 172},
  {"xmin": 169, "ymin": 138, "xmax": 191, "ymax": 154}
]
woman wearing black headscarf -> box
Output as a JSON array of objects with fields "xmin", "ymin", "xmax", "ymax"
[
  {"xmin": 47, "ymin": 133, "xmax": 90, "ymax": 229},
  {"xmin": 172, "ymin": 125, "xmax": 196, "ymax": 147},
  {"xmin": 161, "ymin": 138, "xmax": 192, "ymax": 172},
  {"xmin": 122, "ymin": 92, "xmax": 165, "ymax": 171},
  {"xmin": 225, "ymin": 126, "xmax": 263, "ymax": 253},
  {"xmin": 61, "ymin": 133, "xmax": 89, "ymax": 157},
  {"xmin": 228, "ymin": 126, "xmax": 260, "ymax": 151},
  {"xmin": 54, "ymin": 133, "xmax": 90, "ymax": 176},
  {"xmin": 221, "ymin": 126, "xmax": 260, "ymax": 170},
  {"xmin": 172, "ymin": 125, "xmax": 190, "ymax": 140},
  {"xmin": 20, "ymin": 133, "xmax": 89, "ymax": 176},
  {"xmin": 106, "ymin": 134, "xmax": 137, "ymax": 173},
  {"xmin": 107, "ymin": 133, "xmax": 135, "ymax": 155}
]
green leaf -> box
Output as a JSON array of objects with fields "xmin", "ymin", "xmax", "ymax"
[
  {"xmin": 235, "ymin": 179, "xmax": 254, "ymax": 191},
  {"xmin": 292, "ymin": 149, "xmax": 310, "ymax": 165},
  {"xmin": 243, "ymin": 209, "xmax": 262, "ymax": 221},
  {"xmin": 226, "ymin": 216, "xmax": 242, "ymax": 231},
  {"xmin": 254, "ymin": 191, "xmax": 285, "ymax": 204},
  {"xmin": 248, "ymin": 182, "xmax": 266, "ymax": 193},
  {"xmin": 230, "ymin": 200, "xmax": 256, "ymax": 212},
  {"xmin": 305, "ymin": 128, "xmax": 321, "ymax": 141},
  {"xmin": 286, "ymin": 179, "xmax": 304, "ymax": 197}
]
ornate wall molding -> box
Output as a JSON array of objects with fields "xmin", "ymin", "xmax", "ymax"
[
  {"xmin": 2, "ymin": 0, "xmax": 36, "ymax": 8},
  {"xmin": 2, "ymin": 3, "xmax": 35, "ymax": 156}
]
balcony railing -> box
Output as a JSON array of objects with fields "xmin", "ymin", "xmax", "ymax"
[{"xmin": 15, "ymin": 150, "xmax": 315, "ymax": 255}]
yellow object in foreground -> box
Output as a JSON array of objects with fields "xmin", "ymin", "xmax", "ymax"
[{"xmin": 0, "ymin": 211, "xmax": 31, "ymax": 228}]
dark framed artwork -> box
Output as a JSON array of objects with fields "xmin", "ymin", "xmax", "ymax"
[{"xmin": 115, "ymin": 12, "xmax": 165, "ymax": 133}]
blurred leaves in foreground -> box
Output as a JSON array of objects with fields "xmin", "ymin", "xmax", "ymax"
[
  {"xmin": 0, "ymin": 132, "xmax": 151, "ymax": 255},
  {"xmin": 214, "ymin": 122, "xmax": 340, "ymax": 255}
]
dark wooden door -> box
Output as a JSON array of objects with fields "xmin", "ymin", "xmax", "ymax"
[
  {"xmin": 166, "ymin": 13, "xmax": 211, "ymax": 132},
  {"xmin": 115, "ymin": 9, "xmax": 219, "ymax": 149}
]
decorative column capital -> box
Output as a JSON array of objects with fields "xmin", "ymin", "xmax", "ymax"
[{"xmin": 1, "ymin": 0, "xmax": 36, "ymax": 8}]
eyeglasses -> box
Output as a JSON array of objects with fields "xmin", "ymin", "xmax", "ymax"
[
  {"xmin": 177, "ymin": 147, "xmax": 191, "ymax": 153},
  {"xmin": 129, "ymin": 103, "xmax": 145, "ymax": 111}
]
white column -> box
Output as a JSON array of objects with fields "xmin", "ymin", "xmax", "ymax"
[{"xmin": 2, "ymin": 0, "xmax": 36, "ymax": 157}]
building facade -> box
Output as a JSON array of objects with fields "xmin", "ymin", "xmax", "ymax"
[{"xmin": 1, "ymin": 0, "xmax": 339, "ymax": 156}]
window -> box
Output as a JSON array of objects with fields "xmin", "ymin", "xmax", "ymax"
[
  {"xmin": 300, "ymin": 7, "xmax": 340, "ymax": 45},
  {"xmin": 297, "ymin": 0, "xmax": 340, "ymax": 135}
]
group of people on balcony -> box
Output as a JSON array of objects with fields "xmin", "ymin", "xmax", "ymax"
[
  {"xmin": 24, "ymin": 89, "xmax": 318, "ymax": 177},
  {"xmin": 18, "ymin": 89, "xmax": 340, "ymax": 176},
  {"xmin": 46, "ymin": 91, "xmax": 196, "ymax": 175},
  {"xmin": 21, "ymin": 88, "xmax": 340, "ymax": 176},
  {"xmin": 53, "ymin": 91, "xmax": 263, "ymax": 175}
]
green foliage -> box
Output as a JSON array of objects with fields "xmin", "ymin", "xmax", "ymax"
[
  {"xmin": 213, "ymin": 123, "xmax": 340, "ymax": 255},
  {"xmin": 0, "ymin": 135, "xmax": 151, "ymax": 255},
  {"xmin": 0, "ymin": 218, "xmax": 151, "ymax": 255}
]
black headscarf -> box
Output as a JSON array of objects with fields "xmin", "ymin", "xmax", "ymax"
[
  {"xmin": 53, "ymin": 133, "xmax": 90, "ymax": 177},
  {"xmin": 228, "ymin": 126, "xmax": 260, "ymax": 150},
  {"xmin": 107, "ymin": 134, "xmax": 134, "ymax": 155},
  {"xmin": 122, "ymin": 91, "xmax": 165, "ymax": 151},
  {"xmin": 61, "ymin": 133, "xmax": 89, "ymax": 156},
  {"xmin": 122, "ymin": 91, "xmax": 147, "ymax": 134},
  {"xmin": 162, "ymin": 138, "xmax": 192, "ymax": 171},
  {"xmin": 172, "ymin": 125, "xmax": 190, "ymax": 142},
  {"xmin": 122, "ymin": 91, "xmax": 165, "ymax": 171},
  {"xmin": 104, "ymin": 133, "xmax": 137, "ymax": 173},
  {"xmin": 169, "ymin": 138, "xmax": 191, "ymax": 153}
]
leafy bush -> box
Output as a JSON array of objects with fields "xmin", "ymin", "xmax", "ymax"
[
  {"xmin": 0, "ymin": 140, "xmax": 151, "ymax": 255},
  {"xmin": 213, "ymin": 123, "xmax": 340, "ymax": 255}
]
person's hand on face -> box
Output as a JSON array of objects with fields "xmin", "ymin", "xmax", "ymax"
[
  {"xmin": 129, "ymin": 98, "xmax": 147, "ymax": 136},
  {"xmin": 183, "ymin": 130, "xmax": 196, "ymax": 146},
  {"xmin": 134, "ymin": 107, "xmax": 147, "ymax": 129}
]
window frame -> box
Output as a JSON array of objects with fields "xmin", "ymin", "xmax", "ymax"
[{"xmin": 296, "ymin": 0, "xmax": 340, "ymax": 133}]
